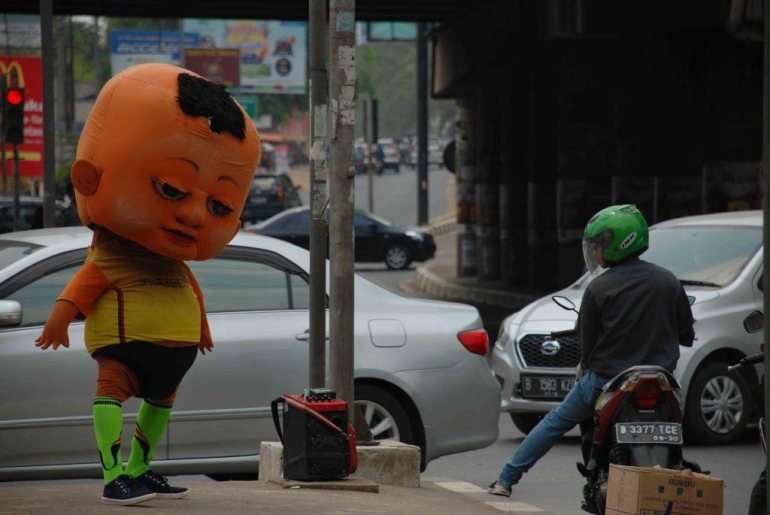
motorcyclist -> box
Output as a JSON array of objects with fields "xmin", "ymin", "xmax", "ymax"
[{"xmin": 488, "ymin": 204, "xmax": 695, "ymax": 498}]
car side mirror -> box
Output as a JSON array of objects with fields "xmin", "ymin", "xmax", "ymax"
[
  {"xmin": 0, "ymin": 300, "xmax": 22, "ymax": 327},
  {"xmin": 368, "ymin": 222, "xmax": 378, "ymax": 232},
  {"xmin": 552, "ymin": 295, "xmax": 578, "ymax": 314}
]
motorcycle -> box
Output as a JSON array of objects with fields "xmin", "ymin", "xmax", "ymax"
[
  {"xmin": 550, "ymin": 296, "xmax": 702, "ymax": 514},
  {"xmin": 728, "ymin": 309, "xmax": 764, "ymax": 515}
]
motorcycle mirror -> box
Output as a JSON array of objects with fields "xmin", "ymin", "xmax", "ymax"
[
  {"xmin": 552, "ymin": 296, "xmax": 578, "ymax": 313},
  {"xmin": 687, "ymin": 295, "xmax": 696, "ymax": 306},
  {"xmin": 743, "ymin": 310, "xmax": 764, "ymax": 334}
]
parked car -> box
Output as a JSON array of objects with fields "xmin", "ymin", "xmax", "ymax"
[
  {"xmin": 250, "ymin": 206, "xmax": 436, "ymax": 270},
  {"xmin": 240, "ymin": 173, "xmax": 302, "ymax": 226},
  {"xmin": 354, "ymin": 145, "xmax": 383, "ymax": 176},
  {"xmin": 0, "ymin": 196, "xmax": 66, "ymax": 233},
  {"xmin": 490, "ymin": 210, "xmax": 764, "ymax": 445},
  {"xmin": 376, "ymin": 139, "xmax": 401, "ymax": 174},
  {"xmin": 0, "ymin": 227, "xmax": 499, "ymax": 481},
  {"xmin": 408, "ymin": 137, "xmax": 444, "ymax": 168}
]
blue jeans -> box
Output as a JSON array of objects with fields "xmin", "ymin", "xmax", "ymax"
[{"xmin": 497, "ymin": 369, "xmax": 612, "ymax": 487}]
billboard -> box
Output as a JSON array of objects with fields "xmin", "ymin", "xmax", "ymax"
[
  {"xmin": 1, "ymin": 56, "xmax": 43, "ymax": 177},
  {"xmin": 0, "ymin": 15, "xmax": 41, "ymax": 51},
  {"xmin": 110, "ymin": 30, "xmax": 200, "ymax": 75},
  {"xmin": 183, "ymin": 48, "xmax": 240, "ymax": 88},
  {"xmin": 183, "ymin": 19, "xmax": 307, "ymax": 94}
]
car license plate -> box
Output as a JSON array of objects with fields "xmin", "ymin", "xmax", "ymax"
[
  {"xmin": 615, "ymin": 423, "xmax": 683, "ymax": 445},
  {"xmin": 250, "ymin": 196, "xmax": 268, "ymax": 204},
  {"xmin": 521, "ymin": 375, "xmax": 575, "ymax": 399}
]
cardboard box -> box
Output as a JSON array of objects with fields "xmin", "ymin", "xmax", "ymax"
[{"xmin": 605, "ymin": 464, "xmax": 724, "ymax": 515}]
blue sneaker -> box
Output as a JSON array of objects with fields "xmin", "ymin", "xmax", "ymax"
[
  {"xmin": 102, "ymin": 475, "xmax": 156, "ymax": 505},
  {"xmin": 133, "ymin": 469, "xmax": 189, "ymax": 499}
]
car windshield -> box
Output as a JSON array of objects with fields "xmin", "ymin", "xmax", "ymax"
[
  {"xmin": 0, "ymin": 241, "xmax": 43, "ymax": 269},
  {"xmin": 575, "ymin": 224, "xmax": 761, "ymax": 289}
]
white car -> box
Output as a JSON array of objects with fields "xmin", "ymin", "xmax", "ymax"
[
  {"xmin": 0, "ymin": 227, "xmax": 500, "ymax": 481},
  {"xmin": 491, "ymin": 210, "xmax": 764, "ymax": 445}
]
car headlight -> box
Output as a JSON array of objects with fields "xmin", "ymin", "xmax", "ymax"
[
  {"xmin": 405, "ymin": 230, "xmax": 424, "ymax": 241},
  {"xmin": 495, "ymin": 313, "xmax": 518, "ymax": 350}
]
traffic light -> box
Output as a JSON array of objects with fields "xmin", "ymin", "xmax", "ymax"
[{"xmin": 3, "ymin": 85, "xmax": 24, "ymax": 144}]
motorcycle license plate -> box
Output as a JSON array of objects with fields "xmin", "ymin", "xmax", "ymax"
[
  {"xmin": 614, "ymin": 423, "xmax": 683, "ymax": 445},
  {"xmin": 521, "ymin": 375, "xmax": 575, "ymax": 399}
]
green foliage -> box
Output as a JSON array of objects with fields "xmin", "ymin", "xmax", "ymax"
[{"xmin": 355, "ymin": 41, "xmax": 454, "ymax": 139}]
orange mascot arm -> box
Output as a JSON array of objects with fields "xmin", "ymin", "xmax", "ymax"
[
  {"xmin": 190, "ymin": 273, "xmax": 213, "ymax": 355},
  {"xmin": 34, "ymin": 260, "xmax": 109, "ymax": 350}
]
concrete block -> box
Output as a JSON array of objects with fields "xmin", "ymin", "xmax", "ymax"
[
  {"xmin": 259, "ymin": 440, "xmax": 421, "ymax": 488},
  {"xmin": 259, "ymin": 441, "xmax": 284, "ymax": 482},
  {"xmin": 352, "ymin": 440, "xmax": 421, "ymax": 487}
]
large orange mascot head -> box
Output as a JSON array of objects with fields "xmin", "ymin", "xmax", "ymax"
[{"xmin": 71, "ymin": 63, "xmax": 260, "ymax": 261}]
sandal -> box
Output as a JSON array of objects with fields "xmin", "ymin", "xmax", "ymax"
[{"xmin": 487, "ymin": 481, "xmax": 511, "ymax": 497}]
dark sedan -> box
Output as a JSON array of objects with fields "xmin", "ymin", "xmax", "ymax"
[
  {"xmin": 249, "ymin": 206, "xmax": 436, "ymax": 270},
  {"xmin": 240, "ymin": 173, "xmax": 302, "ymax": 226}
]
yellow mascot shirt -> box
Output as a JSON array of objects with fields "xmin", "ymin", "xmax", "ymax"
[{"xmin": 59, "ymin": 239, "xmax": 201, "ymax": 354}]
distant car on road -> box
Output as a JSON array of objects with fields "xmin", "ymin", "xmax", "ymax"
[
  {"xmin": 250, "ymin": 206, "xmax": 436, "ymax": 270},
  {"xmin": 490, "ymin": 210, "xmax": 764, "ymax": 446},
  {"xmin": 240, "ymin": 173, "xmax": 302, "ymax": 226},
  {"xmin": 0, "ymin": 227, "xmax": 499, "ymax": 481},
  {"xmin": 376, "ymin": 139, "xmax": 401, "ymax": 174},
  {"xmin": 0, "ymin": 196, "xmax": 66, "ymax": 233}
]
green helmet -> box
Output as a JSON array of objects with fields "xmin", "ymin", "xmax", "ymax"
[{"xmin": 582, "ymin": 204, "xmax": 648, "ymax": 274}]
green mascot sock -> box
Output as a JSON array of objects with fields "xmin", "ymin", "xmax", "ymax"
[
  {"xmin": 125, "ymin": 399, "xmax": 172, "ymax": 478},
  {"xmin": 93, "ymin": 397, "xmax": 124, "ymax": 485}
]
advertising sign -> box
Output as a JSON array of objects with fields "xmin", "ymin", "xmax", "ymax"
[
  {"xmin": 183, "ymin": 48, "xmax": 240, "ymax": 88},
  {"xmin": 110, "ymin": 30, "xmax": 200, "ymax": 75},
  {"xmin": 1, "ymin": 56, "xmax": 43, "ymax": 177},
  {"xmin": 0, "ymin": 15, "xmax": 41, "ymax": 51},
  {"xmin": 183, "ymin": 19, "xmax": 307, "ymax": 94}
]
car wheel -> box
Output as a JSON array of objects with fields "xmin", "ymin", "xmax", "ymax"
[
  {"xmin": 394, "ymin": 165, "xmax": 400, "ymax": 173},
  {"xmin": 355, "ymin": 384, "xmax": 414, "ymax": 444},
  {"xmin": 684, "ymin": 362, "xmax": 751, "ymax": 445},
  {"xmin": 384, "ymin": 244, "xmax": 412, "ymax": 270},
  {"xmin": 509, "ymin": 413, "xmax": 543, "ymax": 434}
]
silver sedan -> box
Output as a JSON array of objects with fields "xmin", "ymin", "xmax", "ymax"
[{"xmin": 0, "ymin": 227, "xmax": 500, "ymax": 481}]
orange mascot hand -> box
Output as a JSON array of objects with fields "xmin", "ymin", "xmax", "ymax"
[{"xmin": 35, "ymin": 300, "xmax": 80, "ymax": 350}]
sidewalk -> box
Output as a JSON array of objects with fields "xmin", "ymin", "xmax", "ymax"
[{"xmin": 0, "ymin": 478, "xmax": 550, "ymax": 515}]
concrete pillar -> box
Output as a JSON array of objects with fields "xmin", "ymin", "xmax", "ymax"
[
  {"xmin": 527, "ymin": 49, "xmax": 559, "ymax": 292},
  {"xmin": 455, "ymin": 94, "xmax": 477, "ymax": 277},
  {"xmin": 476, "ymin": 83, "xmax": 500, "ymax": 281},
  {"xmin": 499, "ymin": 73, "xmax": 531, "ymax": 287}
]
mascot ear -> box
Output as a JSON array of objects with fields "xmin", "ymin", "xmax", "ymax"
[{"xmin": 70, "ymin": 160, "xmax": 101, "ymax": 196}]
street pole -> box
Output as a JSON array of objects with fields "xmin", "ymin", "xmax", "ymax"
[
  {"xmin": 308, "ymin": 0, "xmax": 329, "ymax": 389},
  {"xmin": 41, "ymin": 0, "xmax": 56, "ymax": 227},
  {"xmin": 416, "ymin": 22, "xmax": 429, "ymax": 226},
  {"xmin": 12, "ymin": 143, "xmax": 19, "ymax": 232},
  {"xmin": 762, "ymin": 0, "xmax": 770, "ymax": 507},
  {"xmin": 328, "ymin": 0, "xmax": 356, "ymax": 421}
]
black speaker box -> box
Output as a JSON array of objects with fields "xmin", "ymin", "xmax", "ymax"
[{"xmin": 282, "ymin": 394, "xmax": 350, "ymax": 481}]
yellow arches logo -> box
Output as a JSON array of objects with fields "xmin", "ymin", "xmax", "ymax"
[{"xmin": 0, "ymin": 60, "xmax": 26, "ymax": 88}]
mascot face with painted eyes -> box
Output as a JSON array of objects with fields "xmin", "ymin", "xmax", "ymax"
[{"xmin": 70, "ymin": 63, "xmax": 260, "ymax": 261}]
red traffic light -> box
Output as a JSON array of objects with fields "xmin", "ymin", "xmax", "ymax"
[{"xmin": 5, "ymin": 88, "xmax": 23, "ymax": 106}]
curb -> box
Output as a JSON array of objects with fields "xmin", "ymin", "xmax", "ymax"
[
  {"xmin": 423, "ymin": 212, "xmax": 456, "ymax": 236},
  {"xmin": 413, "ymin": 266, "xmax": 538, "ymax": 310}
]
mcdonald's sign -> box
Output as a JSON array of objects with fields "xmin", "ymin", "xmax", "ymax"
[{"xmin": 0, "ymin": 56, "xmax": 43, "ymax": 177}]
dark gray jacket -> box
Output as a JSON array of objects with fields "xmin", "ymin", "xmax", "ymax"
[{"xmin": 577, "ymin": 259, "xmax": 694, "ymax": 378}]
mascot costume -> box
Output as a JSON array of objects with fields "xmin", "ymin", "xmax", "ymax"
[{"xmin": 34, "ymin": 63, "xmax": 260, "ymax": 506}]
